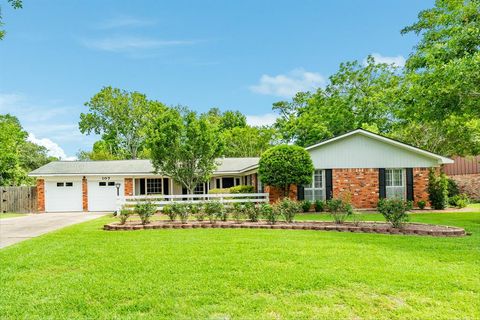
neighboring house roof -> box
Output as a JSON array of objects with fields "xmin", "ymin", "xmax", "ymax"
[
  {"xmin": 29, "ymin": 157, "xmax": 260, "ymax": 177},
  {"xmin": 305, "ymin": 129, "xmax": 453, "ymax": 164}
]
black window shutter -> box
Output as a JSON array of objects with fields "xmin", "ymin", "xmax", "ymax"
[
  {"xmin": 379, "ymin": 168, "xmax": 386, "ymax": 199},
  {"xmin": 325, "ymin": 169, "xmax": 333, "ymax": 200},
  {"xmin": 406, "ymin": 168, "xmax": 414, "ymax": 201},
  {"xmin": 297, "ymin": 185, "xmax": 304, "ymax": 200},
  {"xmin": 163, "ymin": 178, "xmax": 169, "ymax": 195}
]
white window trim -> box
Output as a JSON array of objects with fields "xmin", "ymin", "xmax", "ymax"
[
  {"xmin": 385, "ymin": 168, "xmax": 406, "ymax": 200},
  {"xmin": 304, "ymin": 169, "xmax": 325, "ymax": 201}
]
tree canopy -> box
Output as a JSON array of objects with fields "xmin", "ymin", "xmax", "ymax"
[
  {"xmin": 0, "ymin": 0, "xmax": 22, "ymax": 40},
  {"xmin": 79, "ymin": 86, "xmax": 166, "ymax": 159},
  {"xmin": 272, "ymin": 0, "xmax": 480, "ymax": 156},
  {"xmin": 258, "ymin": 145, "xmax": 314, "ymax": 197},
  {"xmin": 0, "ymin": 114, "xmax": 56, "ymax": 186},
  {"xmin": 146, "ymin": 107, "xmax": 223, "ymax": 194}
]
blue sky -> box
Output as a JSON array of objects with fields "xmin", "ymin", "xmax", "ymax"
[{"xmin": 0, "ymin": 0, "xmax": 433, "ymax": 159}]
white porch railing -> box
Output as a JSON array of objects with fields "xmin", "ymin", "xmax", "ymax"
[{"xmin": 120, "ymin": 193, "xmax": 269, "ymax": 210}]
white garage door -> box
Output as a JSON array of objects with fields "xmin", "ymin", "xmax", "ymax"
[
  {"xmin": 88, "ymin": 179, "xmax": 123, "ymax": 212},
  {"xmin": 45, "ymin": 180, "xmax": 83, "ymax": 212}
]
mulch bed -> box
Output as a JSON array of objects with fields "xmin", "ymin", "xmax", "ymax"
[{"xmin": 104, "ymin": 220, "xmax": 466, "ymax": 237}]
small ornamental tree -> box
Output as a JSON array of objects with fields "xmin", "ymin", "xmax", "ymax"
[
  {"xmin": 258, "ymin": 145, "xmax": 314, "ymax": 198},
  {"xmin": 147, "ymin": 107, "xmax": 223, "ymax": 195},
  {"xmin": 428, "ymin": 168, "xmax": 449, "ymax": 210}
]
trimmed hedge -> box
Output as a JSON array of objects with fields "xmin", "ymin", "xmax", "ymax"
[{"xmin": 209, "ymin": 185, "xmax": 255, "ymax": 194}]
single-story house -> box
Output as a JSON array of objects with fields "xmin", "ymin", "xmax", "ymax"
[{"xmin": 29, "ymin": 129, "xmax": 453, "ymax": 212}]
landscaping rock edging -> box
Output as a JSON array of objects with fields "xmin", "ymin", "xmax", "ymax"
[{"xmin": 104, "ymin": 221, "xmax": 466, "ymax": 237}]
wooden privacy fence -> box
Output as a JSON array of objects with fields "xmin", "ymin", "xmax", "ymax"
[
  {"xmin": 123, "ymin": 193, "xmax": 269, "ymax": 210},
  {"xmin": 0, "ymin": 186, "xmax": 37, "ymax": 213},
  {"xmin": 444, "ymin": 156, "xmax": 480, "ymax": 176}
]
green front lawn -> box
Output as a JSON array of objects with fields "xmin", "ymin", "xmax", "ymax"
[{"xmin": 1, "ymin": 211, "xmax": 479, "ymax": 319}]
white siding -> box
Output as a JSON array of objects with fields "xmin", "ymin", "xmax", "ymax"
[{"xmin": 308, "ymin": 134, "xmax": 439, "ymax": 169}]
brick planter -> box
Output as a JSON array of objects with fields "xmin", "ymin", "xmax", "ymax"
[{"xmin": 104, "ymin": 220, "xmax": 466, "ymax": 237}]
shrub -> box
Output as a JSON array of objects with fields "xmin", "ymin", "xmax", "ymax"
[
  {"xmin": 231, "ymin": 203, "xmax": 244, "ymax": 223},
  {"xmin": 301, "ymin": 200, "xmax": 312, "ymax": 212},
  {"xmin": 428, "ymin": 169, "xmax": 449, "ymax": 210},
  {"xmin": 259, "ymin": 145, "xmax": 314, "ymax": 198},
  {"xmin": 275, "ymin": 198, "xmax": 301, "ymax": 223},
  {"xmin": 377, "ymin": 198, "xmax": 410, "ymax": 228},
  {"xmin": 449, "ymin": 193, "xmax": 469, "ymax": 208},
  {"xmin": 219, "ymin": 209, "xmax": 229, "ymax": 222},
  {"xmin": 325, "ymin": 198, "xmax": 353, "ymax": 224},
  {"xmin": 230, "ymin": 185, "xmax": 255, "ymax": 194},
  {"xmin": 204, "ymin": 200, "xmax": 223, "ymax": 223},
  {"xmin": 162, "ymin": 204, "xmax": 176, "ymax": 221},
  {"xmin": 243, "ymin": 202, "xmax": 261, "ymax": 222},
  {"xmin": 134, "ymin": 201, "xmax": 157, "ymax": 225},
  {"xmin": 417, "ymin": 200, "xmax": 427, "ymax": 210},
  {"xmin": 314, "ymin": 200, "xmax": 325, "ymax": 212},
  {"xmin": 187, "ymin": 203, "xmax": 206, "ymax": 221},
  {"xmin": 351, "ymin": 212, "xmax": 362, "ymax": 226},
  {"xmin": 118, "ymin": 206, "xmax": 132, "ymax": 225},
  {"xmin": 172, "ymin": 203, "xmax": 189, "ymax": 223},
  {"xmin": 261, "ymin": 203, "xmax": 278, "ymax": 224},
  {"xmin": 447, "ymin": 178, "xmax": 460, "ymax": 197},
  {"xmin": 208, "ymin": 188, "xmax": 231, "ymax": 194}
]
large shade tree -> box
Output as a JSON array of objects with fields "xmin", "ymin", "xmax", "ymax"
[
  {"xmin": 146, "ymin": 107, "xmax": 223, "ymax": 195},
  {"xmin": 79, "ymin": 86, "xmax": 166, "ymax": 159},
  {"xmin": 0, "ymin": 114, "xmax": 56, "ymax": 186},
  {"xmin": 273, "ymin": 58, "xmax": 401, "ymax": 147}
]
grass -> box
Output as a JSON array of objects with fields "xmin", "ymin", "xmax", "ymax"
[
  {"xmin": 0, "ymin": 210, "xmax": 479, "ymax": 319},
  {"xmin": 0, "ymin": 213, "xmax": 27, "ymax": 219}
]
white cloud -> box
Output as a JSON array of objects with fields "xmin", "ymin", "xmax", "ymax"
[
  {"xmin": 366, "ymin": 53, "xmax": 406, "ymax": 68},
  {"xmin": 250, "ymin": 68, "xmax": 325, "ymax": 98},
  {"xmin": 246, "ymin": 113, "xmax": 278, "ymax": 127},
  {"xmin": 27, "ymin": 133, "xmax": 76, "ymax": 161},
  {"xmin": 82, "ymin": 36, "xmax": 197, "ymax": 52},
  {"xmin": 98, "ymin": 16, "xmax": 156, "ymax": 29}
]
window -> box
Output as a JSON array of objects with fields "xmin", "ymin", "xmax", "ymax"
[
  {"xmin": 194, "ymin": 183, "xmax": 206, "ymax": 194},
  {"xmin": 99, "ymin": 182, "xmax": 106, "ymax": 186},
  {"xmin": 65, "ymin": 182, "xmax": 73, "ymax": 187},
  {"xmin": 386, "ymin": 168, "xmax": 405, "ymax": 199},
  {"xmin": 222, "ymin": 177, "xmax": 234, "ymax": 188},
  {"xmin": 146, "ymin": 178, "xmax": 162, "ymax": 194},
  {"xmin": 304, "ymin": 169, "xmax": 324, "ymax": 201},
  {"xmin": 56, "ymin": 182, "xmax": 64, "ymax": 187}
]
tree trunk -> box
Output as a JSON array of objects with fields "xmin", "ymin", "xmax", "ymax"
[{"xmin": 283, "ymin": 184, "xmax": 290, "ymax": 200}]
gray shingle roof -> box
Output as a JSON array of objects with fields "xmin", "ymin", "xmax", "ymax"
[{"xmin": 29, "ymin": 158, "xmax": 259, "ymax": 176}]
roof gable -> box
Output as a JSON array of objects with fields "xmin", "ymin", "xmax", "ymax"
[{"xmin": 305, "ymin": 129, "xmax": 453, "ymax": 165}]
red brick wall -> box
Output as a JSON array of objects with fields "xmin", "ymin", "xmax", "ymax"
[
  {"xmin": 124, "ymin": 178, "xmax": 133, "ymax": 196},
  {"xmin": 450, "ymin": 173, "xmax": 480, "ymax": 201},
  {"xmin": 265, "ymin": 184, "xmax": 297, "ymax": 203},
  {"xmin": 329, "ymin": 167, "xmax": 431, "ymax": 209},
  {"xmin": 37, "ymin": 179, "xmax": 45, "ymax": 213},
  {"xmin": 413, "ymin": 168, "xmax": 430, "ymax": 206},
  {"xmin": 82, "ymin": 177, "xmax": 88, "ymax": 212},
  {"xmin": 332, "ymin": 168, "xmax": 379, "ymax": 209}
]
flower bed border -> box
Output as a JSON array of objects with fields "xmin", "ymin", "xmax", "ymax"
[{"xmin": 104, "ymin": 221, "xmax": 466, "ymax": 237}]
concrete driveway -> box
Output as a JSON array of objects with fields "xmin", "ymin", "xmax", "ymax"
[{"xmin": 0, "ymin": 212, "xmax": 107, "ymax": 249}]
